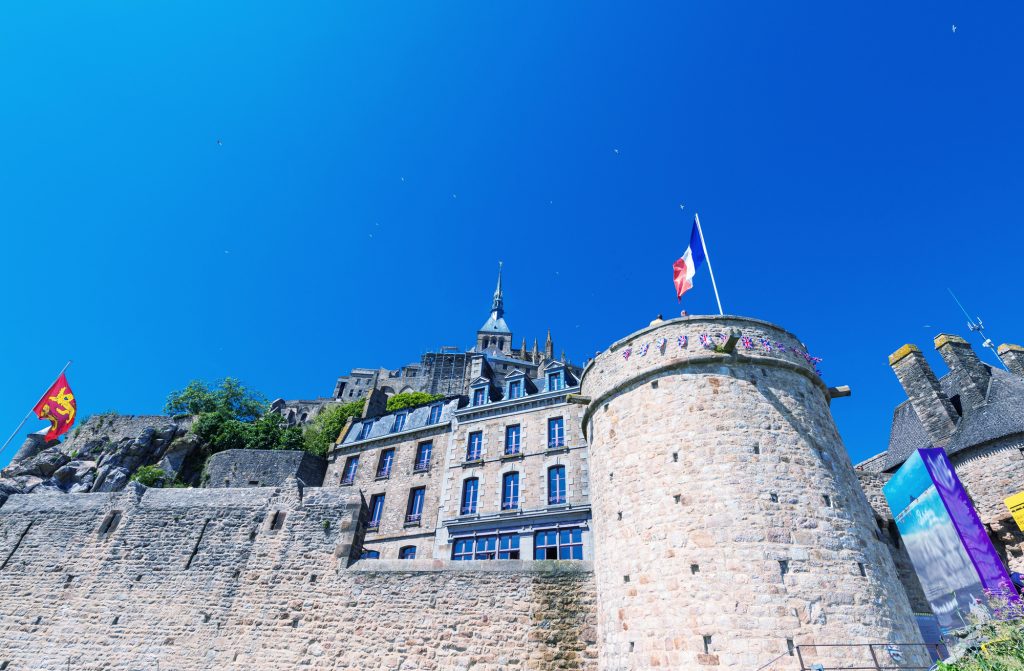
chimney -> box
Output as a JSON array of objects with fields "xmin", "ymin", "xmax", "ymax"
[
  {"xmin": 998, "ymin": 344, "xmax": 1024, "ymax": 378},
  {"xmin": 361, "ymin": 387, "xmax": 388, "ymax": 419},
  {"xmin": 934, "ymin": 334, "xmax": 991, "ymax": 411},
  {"xmin": 889, "ymin": 344, "xmax": 959, "ymax": 446}
]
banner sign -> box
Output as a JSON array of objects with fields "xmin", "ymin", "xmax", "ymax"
[
  {"xmin": 1005, "ymin": 491, "xmax": 1024, "ymax": 532},
  {"xmin": 883, "ymin": 448, "xmax": 1017, "ymax": 633}
]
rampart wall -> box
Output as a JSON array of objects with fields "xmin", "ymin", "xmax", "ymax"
[{"xmin": 0, "ymin": 484, "xmax": 597, "ymax": 671}]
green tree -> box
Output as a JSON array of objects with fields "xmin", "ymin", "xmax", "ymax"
[
  {"xmin": 130, "ymin": 465, "xmax": 167, "ymax": 487},
  {"xmin": 164, "ymin": 378, "xmax": 266, "ymax": 421},
  {"xmin": 193, "ymin": 411, "xmax": 303, "ymax": 455},
  {"xmin": 385, "ymin": 392, "xmax": 444, "ymax": 412},
  {"xmin": 303, "ymin": 400, "xmax": 366, "ymax": 457}
]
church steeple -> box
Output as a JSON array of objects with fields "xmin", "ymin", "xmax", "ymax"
[{"xmin": 491, "ymin": 262, "xmax": 504, "ymax": 317}]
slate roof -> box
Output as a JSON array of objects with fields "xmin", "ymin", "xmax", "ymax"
[
  {"xmin": 479, "ymin": 314, "xmax": 511, "ymax": 334},
  {"xmin": 883, "ymin": 365, "xmax": 1024, "ymax": 471}
]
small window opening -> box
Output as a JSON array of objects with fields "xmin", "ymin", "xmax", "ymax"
[
  {"xmin": 651, "ymin": 380, "xmax": 658, "ymax": 389},
  {"xmin": 135, "ymin": 574, "xmax": 143, "ymax": 582},
  {"xmin": 609, "ymin": 472, "xmax": 613, "ymax": 481},
  {"xmin": 690, "ymin": 564, "xmax": 700, "ymax": 574},
  {"xmin": 233, "ymin": 570, "xmax": 241, "ymax": 578},
  {"xmin": 291, "ymin": 618, "xmax": 299, "ymax": 628},
  {"xmin": 769, "ymin": 492, "xmax": 778, "ymax": 503},
  {"xmin": 623, "ymin": 575, "xmax": 630, "ymax": 583},
  {"xmin": 786, "ymin": 639, "xmax": 795, "ymax": 656},
  {"xmin": 203, "ymin": 613, "xmax": 211, "ymax": 623},
  {"xmin": 674, "ymin": 494, "xmax": 681, "ymax": 504},
  {"xmin": 309, "ymin": 574, "xmax": 317, "ymax": 583},
  {"xmin": 629, "ymin": 642, "xmax": 635, "ymax": 652},
  {"xmin": 823, "ymin": 494, "xmax": 832, "ymax": 507},
  {"xmin": 249, "ymin": 530, "xmax": 257, "ymax": 541},
  {"xmin": 270, "ymin": 511, "xmax": 285, "ymax": 531},
  {"xmin": 672, "ymin": 452, "xmax": 678, "ymax": 462},
  {"xmin": 617, "ymin": 511, "xmax": 622, "ymax": 520},
  {"xmin": 752, "ymin": 445, "xmax": 760, "ymax": 455},
  {"xmin": 858, "ymin": 563, "xmax": 866, "ymax": 577},
  {"xmin": 98, "ymin": 510, "xmax": 122, "ymax": 536},
  {"xmin": 248, "ymin": 480, "xmax": 259, "ymax": 486},
  {"xmin": 779, "ymin": 560, "xmax": 789, "ymax": 577},
  {"xmin": 64, "ymin": 575, "xmax": 74, "ymax": 586},
  {"xmin": 703, "ymin": 635, "xmax": 712, "ymax": 653},
  {"xmin": 112, "ymin": 616, "xmax": 119, "ymax": 625},
  {"xmin": 33, "ymin": 616, "xmax": 42, "ymax": 625}
]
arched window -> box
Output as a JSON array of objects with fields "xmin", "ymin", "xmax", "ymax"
[
  {"xmin": 501, "ymin": 472, "xmax": 519, "ymax": 510},
  {"xmin": 548, "ymin": 466, "xmax": 566, "ymax": 505},
  {"xmin": 461, "ymin": 478, "xmax": 479, "ymax": 515},
  {"xmin": 498, "ymin": 338, "xmax": 504, "ymax": 350}
]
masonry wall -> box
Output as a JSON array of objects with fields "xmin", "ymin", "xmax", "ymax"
[
  {"xmin": 0, "ymin": 486, "xmax": 598, "ymax": 670},
  {"xmin": 580, "ymin": 316, "xmax": 928, "ymax": 671},
  {"xmin": 205, "ymin": 449, "xmax": 327, "ymax": 488}
]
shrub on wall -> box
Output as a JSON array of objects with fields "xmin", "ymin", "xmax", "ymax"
[
  {"xmin": 385, "ymin": 392, "xmax": 444, "ymax": 412},
  {"xmin": 303, "ymin": 400, "xmax": 365, "ymax": 457},
  {"xmin": 130, "ymin": 465, "xmax": 167, "ymax": 487},
  {"xmin": 164, "ymin": 378, "xmax": 267, "ymax": 422}
]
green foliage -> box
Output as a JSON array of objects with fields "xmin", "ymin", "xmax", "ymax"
[
  {"xmin": 302, "ymin": 400, "xmax": 365, "ymax": 457},
  {"xmin": 164, "ymin": 378, "xmax": 266, "ymax": 422},
  {"xmin": 322, "ymin": 519, "xmax": 331, "ymax": 531},
  {"xmin": 193, "ymin": 411, "xmax": 303, "ymax": 455},
  {"xmin": 939, "ymin": 601, "xmax": 1024, "ymax": 671},
  {"xmin": 385, "ymin": 392, "xmax": 444, "ymax": 412},
  {"xmin": 131, "ymin": 465, "xmax": 167, "ymax": 487}
]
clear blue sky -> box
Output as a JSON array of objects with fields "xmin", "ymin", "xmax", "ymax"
[{"xmin": 2, "ymin": 2, "xmax": 1022, "ymax": 467}]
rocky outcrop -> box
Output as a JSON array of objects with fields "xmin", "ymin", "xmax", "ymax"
[{"xmin": 0, "ymin": 414, "xmax": 199, "ymax": 501}]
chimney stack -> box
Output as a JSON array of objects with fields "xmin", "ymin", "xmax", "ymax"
[
  {"xmin": 998, "ymin": 344, "xmax": 1024, "ymax": 378},
  {"xmin": 934, "ymin": 334, "xmax": 991, "ymax": 412},
  {"xmin": 889, "ymin": 344, "xmax": 959, "ymax": 446},
  {"xmin": 361, "ymin": 387, "xmax": 388, "ymax": 419}
]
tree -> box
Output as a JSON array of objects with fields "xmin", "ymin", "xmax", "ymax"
[
  {"xmin": 303, "ymin": 400, "xmax": 366, "ymax": 457},
  {"xmin": 193, "ymin": 411, "xmax": 303, "ymax": 455},
  {"xmin": 385, "ymin": 392, "xmax": 444, "ymax": 412},
  {"xmin": 164, "ymin": 378, "xmax": 266, "ymax": 421}
]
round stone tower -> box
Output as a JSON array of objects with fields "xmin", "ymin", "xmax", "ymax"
[{"xmin": 580, "ymin": 316, "xmax": 927, "ymax": 670}]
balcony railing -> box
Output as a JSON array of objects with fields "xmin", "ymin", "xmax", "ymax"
[
  {"xmin": 504, "ymin": 445, "xmax": 520, "ymax": 456},
  {"xmin": 376, "ymin": 467, "xmax": 392, "ymax": 479},
  {"xmin": 465, "ymin": 452, "xmax": 481, "ymax": 462},
  {"xmin": 413, "ymin": 460, "xmax": 430, "ymax": 472},
  {"xmin": 460, "ymin": 505, "xmax": 477, "ymax": 515},
  {"xmin": 405, "ymin": 513, "xmax": 422, "ymax": 525},
  {"xmin": 548, "ymin": 495, "xmax": 566, "ymax": 505},
  {"xmin": 366, "ymin": 520, "xmax": 380, "ymax": 532},
  {"xmin": 548, "ymin": 438, "xmax": 565, "ymax": 448},
  {"xmin": 501, "ymin": 501, "xmax": 518, "ymax": 511},
  {"xmin": 340, "ymin": 477, "xmax": 355, "ymax": 486}
]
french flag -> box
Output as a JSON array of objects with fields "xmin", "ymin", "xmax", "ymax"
[{"xmin": 673, "ymin": 217, "xmax": 706, "ymax": 301}]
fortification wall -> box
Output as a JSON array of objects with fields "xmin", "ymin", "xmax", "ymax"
[
  {"xmin": 0, "ymin": 484, "xmax": 597, "ymax": 670},
  {"xmin": 580, "ymin": 316, "xmax": 928, "ymax": 670},
  {"xmin": 205, "ymin": 449, "xmax": 327, "ymax": 488}
]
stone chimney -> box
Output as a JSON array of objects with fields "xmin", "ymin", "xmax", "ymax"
[
  {"xmin": 998, "ymin": 344, "xmax": 1024, "ymax": 378},
  {"xmin": 889, "ymin": 344, "xmax": 959, "ymax": 446},
  {"xmin": 934, "ymin": 334, "xmax": 991, "ymax": 412},
  {"xmin": 361, "ymin": 387, "xmax": 388, "ymax": 419}
]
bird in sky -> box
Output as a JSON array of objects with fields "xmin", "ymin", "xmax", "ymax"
[
  {"xmin": 216, "ymin": 139, "xmax": 223, "ymax": 147},
  {"xmin": 613, "ymin": 148, "xmax": 620, "ymax": 155},
  {"xmin": 400, "ymin": 177, "xmax": 405, "ymax": 182},
  {"xmin": 223, "ymin": 250, "xmax": 230, "ymax": 254},
  {"xmin": 679, "ymin": 203, "xmax": 685, "ymax": 211},
  {"xmin": 952, "ymin": 24, "xmax": 957, "ymax": 33},
  {"xmin": 452, "ymin": 194, "xmax": 457, "ymax": 199}
]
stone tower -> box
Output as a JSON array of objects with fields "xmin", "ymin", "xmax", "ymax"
[
  {"xmin": 476, "ymin": 262, "xmax": 512, "ymax": 355},
  {"xmin": 579, "ymin": 315, "xmax": 927, "ymax": 670}
]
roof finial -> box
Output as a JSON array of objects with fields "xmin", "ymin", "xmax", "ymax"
[{"xmin": 491, "ymin": 261, "xmax": 504, "ymax": 315}]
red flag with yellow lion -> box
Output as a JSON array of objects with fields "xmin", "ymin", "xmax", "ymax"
[{"xmin": 33, "ymin": 373, "xmax": 76, "ymax": 441}]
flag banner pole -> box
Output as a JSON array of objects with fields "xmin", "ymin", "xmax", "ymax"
[
  {"xmin": 694, "ymin": 213, "xmax": 724, "ymax": 315},
  {"xmin": 0, "ymin": 360, "xmax": 73, "ymax": 460}
]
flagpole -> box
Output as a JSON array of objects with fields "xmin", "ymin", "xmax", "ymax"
[
  {"xmin": 0, "ymin": 360, "xmax": 73, "ymax": 460},
  {"xmin": 694, "ymin": 213, "xmax": 724, "ymax": 316}
]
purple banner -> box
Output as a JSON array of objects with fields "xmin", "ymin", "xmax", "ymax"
[{"xmin": 919, "ymin": 448, "xmax": 1017, "ymax": 601}]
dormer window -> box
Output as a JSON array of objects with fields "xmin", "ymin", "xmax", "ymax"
[
  {"xmin": 508, "ymin": 380, "xmax": 522, "ymax": 399},
  {"xmin": 358, "ymin": 420, "xmax": 374, "ymax": 440},
  {"xmin": 547, "ymin": 372, "xmax": 563, "ymax": 392},
  {"xmin": 391, "ymin": 412, "xmax": 407, "ymax": 433},
  {"xmin": 472, "ymin": 388, "xmax": 486, "ymax": 406},
  {"xmin": 428, "ymin": 404, "xmax": 443, "ymax": 424}
]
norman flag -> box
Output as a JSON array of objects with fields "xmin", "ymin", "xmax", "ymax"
[
  {"xmin": 33, "ymin": 373, "xmax": 76, "ymax": 441},
  {"xmin": 673, "ymin": 217, "xmax": 706, "ymax": 301}
]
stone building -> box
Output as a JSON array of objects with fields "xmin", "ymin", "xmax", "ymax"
[
  {"xmin": 0, "ymin": 272, "xmax": 942, "ymax": 669},
  {"xmin": 857, "ymin": 334, "xmax": 1024, "ymax": 610}
]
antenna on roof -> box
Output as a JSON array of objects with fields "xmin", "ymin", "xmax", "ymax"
[{"xmin": 947, "ymin": 288, "xmax": 1007, "ymax": 369}]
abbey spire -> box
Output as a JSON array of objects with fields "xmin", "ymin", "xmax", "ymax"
[
  {"xmin": 491, "ymin": 261, "xmax": 504, "ymax": 317},
  {"xmin": 476, "ymin": 262, "xmax": 512, "ymax": 354}
]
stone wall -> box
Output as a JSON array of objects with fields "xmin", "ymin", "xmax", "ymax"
[
  {"xmin": 580, "ymin": 316, "xmax": 928, "ymax": 671},
  {"xmin": 205, "ymin": 449, "xmax": 327, "ymax": 488},
  {"xmin": 0, "ymin": 484, "xmax": 597, "ymax": 670}
]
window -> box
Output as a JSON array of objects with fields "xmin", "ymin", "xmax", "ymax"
[
  {"xmin": 508, "ymin": 380, "xmax": 522, "ymax": 399},
  {"xmin": 270, "ymin": 511, "xmax": 285, "ymax": 530},
  {"xmin": 548, "ymin": 417, "xmax": 565, "ymax": 448},
  {"xmin": 428, "ymin": 404, "xmax": 443, "ymax": 424},
  {"xmin": 399, "ymin": 546, "xmax": 417, "ymax": 560},
  {"xmin": 341, "ymin": 456, "xmax": 358, "ymax": 485},
  {"xmin": 505, "ymin": 425, "xmax": 521, "ymax": 455},
  {"xmin": 501, "ymin": 472, "xmax": 520, "ymax": 510},
  {"xmin": 472, "ymin": 388, "xmax": 486, "ymax": 406},
  {"xmin": 461, "ymin": 478, "xmax": 479, "ymax": 515},
  {"xmin": 466, "ymin": 432, "xmax": 483, "ymax": 462},
  {"xmin": 451, "ymin": 534, "xmax": 519, "ymax": 560},
  {"xmin": 376, "ymin": 449, "xmax": 394, "ymax": 478},
  {"xmin": 367, "ymin": 494, "xmax": 385, "ymax": 530},
  {"xmin": 534, "ymin": 528, "xmax": 583, "ymax": 560},
  {"xmin": 548, "ymin": 465, "xmax": 566, "ymax": 504},
  {"xmin": 391, "ymin": 412, "xmax": 407, "ymax": 433},
  {"xmin": 406, "ymin": 487, "xmax": 425, "ymax": 524},
  {"xmin": 547, "ymin": 372, "xmax": 563, "ymax": 391},
  {"xmin": 358, "ymin": 420, "xmax": 374, "ymax": 440},
  {"xmin": 360, "ymin": 549, "xmax": 380, "ymax": 559},
  {"xmin": 414, "ymin": 442, "xmax": 432, "ymax": 471}
]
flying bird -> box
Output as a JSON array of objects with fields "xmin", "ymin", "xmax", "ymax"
[
  {"xmin": 613, "ymin": 149, "xmax": 620, "ymax": 155},
  {"xmin": 216, "ymin": 139, "xmax": 223, "ymax": 147},
  {"xmin": 679, "ymin": 203, "xmax": 685, "ymax": 211},
  {"xmin": 952, "ymin": 24, "xmax": 957, "ymax": 33}
]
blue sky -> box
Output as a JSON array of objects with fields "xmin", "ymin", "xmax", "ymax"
[{"xmin": 1, "ymin": 2, "xmax": 1022, "ymax": 467}]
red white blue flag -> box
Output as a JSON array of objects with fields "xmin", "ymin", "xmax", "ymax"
[{"xmin": 673, "ymin": 217, "xmax": 706, "ymax": 301}]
